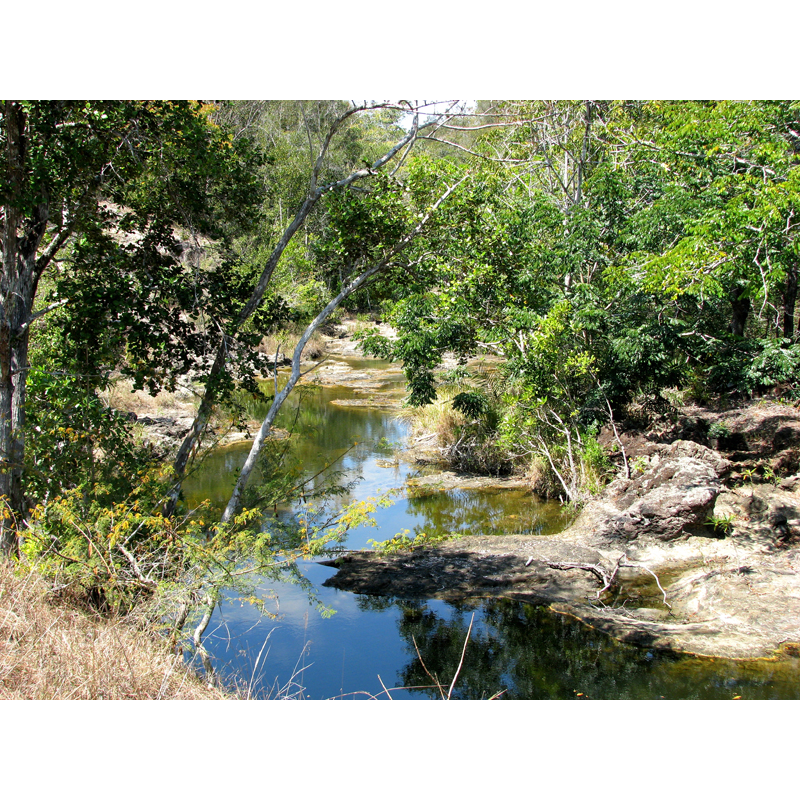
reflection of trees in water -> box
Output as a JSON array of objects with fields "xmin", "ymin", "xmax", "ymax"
[
  {"xmin": 242, "ymin": 383, "xmax": 405, "ymax": 510},
  {"xmin": 404, "ymin": 488, "xmax": 566, "ymax": 538},
  {"xmin": 358, "ymin": 596, "xmax": 800, "ymax": 700},
  {"xmin": 279, "ymin": 385, "xmax": 404, "ymax": 472}
]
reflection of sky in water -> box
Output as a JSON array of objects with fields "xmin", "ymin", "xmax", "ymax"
[
  {"xmin": 182, "ymin": 365, "xmax": 568, "ymax": 697},
  {"xmin": 201, "ymin": 564, "xmax": 417, "ymax": 699},
  {"xmin": 181, "ymin": 359, "xmax": 800, "ymax": 699}
]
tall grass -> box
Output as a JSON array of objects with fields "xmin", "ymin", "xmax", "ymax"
[
  {"xmin": 400, "ymin": 379, "xmax": 511, "ymax": 475},
  {"xmin": 102, "ymin": 377, "xmax": 199, "ymax": 418},
  {"xmin": 258, "ymin": 327, "xmax": 327, "ymax": 362},
  {"xmin": 0, "ymin": 562, "xmax": 229, "ymax": 700}
]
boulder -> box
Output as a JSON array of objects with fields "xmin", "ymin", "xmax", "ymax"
[{"xmin": 574, "ymin": 441, "xmax": 732, "ymax": 543}]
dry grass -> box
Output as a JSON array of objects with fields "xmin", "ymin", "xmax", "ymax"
[
  {"xmin": 399, "ymin": 385, "xmax": 467, "ymax": 448},
  {"xmin": 103, "ymin": 378, "xmax": 199, "ymax": 419},
  {"xmin": 0, "ymin": 562, "xmax": 229, "ymax": 700},
  {"xmin": 258, "ymin": 329, "xmax": 327, "ymax": 362},
  {"xmin": 525, "ymin": 455, "xmax": 562, "ymax": 500}
]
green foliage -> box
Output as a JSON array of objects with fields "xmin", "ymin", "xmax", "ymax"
[
  {"xmin": 375, "ymin": 100, "xmax": 799, "ymax": 506},
  {"xmin": 631, "ymin": 456, "xmax": 649, "ymax": 476},
  {"xmin": 705, "ymin": 513, "xmax": 735, "ymax": 536},
  {"xmin": 24, "ymin": 365, "xmax": 145, "ymax": 503},
  {"xmin": 744, "ymin": 340, "xmax": 800, "ymax": 391},
  {"xmin": 707, "ymin": 421, "xmax": 731, "ymax": 440},
  {"xmin": 22, "ymin": 455, "xmax": 398, "ymax": 635},
  {"xmin": 700, "ymin": 337, "xmax": 800, "ymax": 395},
  {"xmin": 452, "ymin": 391, "xmax": 490, "ymax": 419},
  {"xmin": 368, "ymin": 524, "xmax": 460, "ymax": 554},
  {"xmin": 7, "ymin": 100, "xmax": 269, "ymax": 403},
  {"xmin": 580, "ymin": 426, "xmax": 614, "ymax": 494},
  {"xmin": 375, "ymin": 437, "xmax": 395, "ymax": 455}
]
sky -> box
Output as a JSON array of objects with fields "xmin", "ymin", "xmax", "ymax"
[{"xmin": 3, "ymin": 1, "xmax": 793, "ymax": 792}]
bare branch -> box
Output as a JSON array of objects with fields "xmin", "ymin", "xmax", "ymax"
[
  {"xmin": 19, "ymin": 298, "xmax": 69, "ymax": 333},
  {"xmin": 411, "ymin": 634, "xmax": 447, "ymax": 700},
  {"xmin": 447, "ymin": 612, "xmax": 474, "ymax": 700},
  {"xmin": 541, "ymin": 554, "xmax": 672, "ymax": 609},
  {"xmin": 220, "ymin": 174, "xmax": 468, "ymax": 521}
]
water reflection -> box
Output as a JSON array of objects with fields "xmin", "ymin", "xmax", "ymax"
[
  {"xmin": 367, "ymin": 597, "xmax": 800, "ymax": 700},
  {"xmin": 181, "ymin": 358, "xmax": 800, "ymax": 699},
  {"xmin": 405, "ymin": 487, "xmax": 568, "ymax": 538},
  {"xmin": 183, "ymin": 373, "xmax": 564, "ymax": 549}
]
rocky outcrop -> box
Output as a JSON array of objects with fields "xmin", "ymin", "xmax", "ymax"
[
  {"xmin": 568, "ymin": 440, "xmax": 731, "ymax": 544},
  {"xmin": 600, "ymin": 399, "xmax": 800, "ymax": 481}
]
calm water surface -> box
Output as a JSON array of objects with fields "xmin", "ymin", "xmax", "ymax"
[{"xmin": 183, "ymin": 359, "xmax": 800, "ymax": 699}]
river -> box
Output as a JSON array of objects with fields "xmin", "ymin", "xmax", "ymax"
[{"xmin": 182, "ymin": 357, "xmax": 800, "ymax": 699}]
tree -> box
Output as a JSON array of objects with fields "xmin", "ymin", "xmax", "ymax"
[
  {"xmin": 1, "ymin": 100, "xmax": 262, "ymax": 556},
  {"xmin": 609, "ymin": 101, "xmax": 800, "ymax": 392},
  {"xmin": 165, "ymin": 101, "xmax": 470, "ymax": 518},
  {"xmin": 220, "ymin": 166, "xmax": 466, "ymax": 521}
]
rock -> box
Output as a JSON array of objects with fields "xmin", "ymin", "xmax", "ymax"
[
  {"xmin": 779, "ymin": 474, "xmax": 800, "ymax": 491},
  {"xmin": 263, "ymin": 353, "xmax": 291, "ymax": 367},
  {"xmin": 320, "ymin": 401, "xmax": 800, "ymax": 659},
  {"xmin": 573, "ymin": 441, "xmax": 731, "ymax": 543},
  {"xmin": 405, "ymin": 471, "xmax": 531, "ymax": 493},
  {"xmin": 321, "ymin": 536, "xmax": 606, "ymax": 604}
]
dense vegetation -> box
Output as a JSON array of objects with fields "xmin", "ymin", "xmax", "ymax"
[{"xmin": 2, "ymin": 100, "xmax": 798, "ymax": 670}]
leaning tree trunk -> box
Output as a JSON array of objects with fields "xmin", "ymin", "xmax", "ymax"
[
  {"xmin": 220, "ymin": 176, "xmax": 466, "ymax": 523},
  {"xmin": 165, "ymin": 112, "xmax": 423, "ymax": 517},
  {"xmin": 164, "ymin": 193, "xmax": 319, "ymax": 517},
  {"xmin": 220, "ymin": 262, "xmax": 385, "ymax": 522}
]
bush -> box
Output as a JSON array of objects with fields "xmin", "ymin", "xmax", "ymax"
[{"xmin": 705, "ymin": 337, "xmax": 800, "ymax": 396}]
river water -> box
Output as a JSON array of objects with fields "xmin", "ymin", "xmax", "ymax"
[{"xmin": 182, "ymin": 358, "xmax": 800, "ymax": 699}]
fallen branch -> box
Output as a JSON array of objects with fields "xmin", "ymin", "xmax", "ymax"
[
  {"xmin": 192, "ymin": 594, "xmax": 217, "ymax": 686},
  {"xmin": 619, "ymin": 556, "xmax": 672, "ymax": 610},
  {"xmin": 117, "ymin": 544, "xmax": 158, "ymax": 589},
  {"xmin": 540, "ymin": 554, "xmax": 672, "ymax": 610},
  {"xmin": 544, "ymin": 557, "xmax": 622, "ymax": 599}
]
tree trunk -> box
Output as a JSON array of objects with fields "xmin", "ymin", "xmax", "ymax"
[
  {"xmin": 0, "ymin": 265, "xmax": 39, "ymax": 556},
  {"xmin": 729, "ymin": 290, "xmax": 751, "ymax": 337},
  {"xmin": 165, "ymin": 111, "xmax": 424, "ymax": 516},
  {"xmin": 783, "ymin": 262, "xmax": 797, "ymax": 342},
  {"xmin": 1, "ymin": 102, "xmax": 49, "ymax": 556},
  {"xmin": 0, "ymin": 322, "xmax": 17, "ymax": 556},
  {"xmin": 219, "ymin": 176, "xmax": 466, "ymax": 523}
]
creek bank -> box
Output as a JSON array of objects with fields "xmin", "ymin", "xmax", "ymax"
[
  {"xmin": 122, "ymin": 316, "xmax": 492, "ymax": 452},
  {"xmin": 323, "ymin": 401, "xmax": 800, "ymax": 661}
]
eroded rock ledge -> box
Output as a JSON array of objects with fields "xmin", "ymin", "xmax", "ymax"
[{"xmin": 322, "ymin": 438, "xmax": 800, "ymax": 660}]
